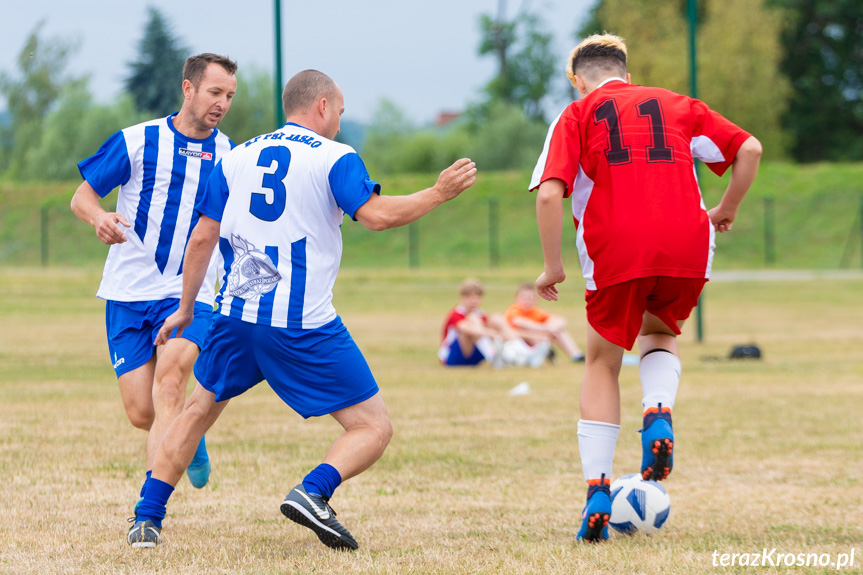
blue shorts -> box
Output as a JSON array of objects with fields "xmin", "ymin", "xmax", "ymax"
[
  {"xmin": 194, "ymin": 315, "xmax": 379, "ymax": 419},
  {"xmin": 105, "ymin": 299, "xmax": 214, "ymax": 377},
  {"xmin": 443, "ymin": 341, "xmax": 486, "ymax": 366}
]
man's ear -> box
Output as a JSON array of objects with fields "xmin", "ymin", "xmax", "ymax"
[
  {"xmin": 575, "ymin": 74, "xmax": 589, "ymax": 98},
  {"xmin": 181, "ymin": 79, "xmax": 195, "ymax": 100},
  {"xmin": 625, "ymin": 72, "xmax": 631, "ymax": 84}
]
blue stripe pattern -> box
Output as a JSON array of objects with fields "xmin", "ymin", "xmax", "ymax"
[
  {"xmin": 155, "ymin": 135, "xmax": 189, "ymax": 273},
  {"xmin": 257, "ymin": 246, "xmax": 280, "ymax": 326},
  {"xmin": 177, "ymin": 139, "xmax": 218, "ymax": 275},
  {"xmin": 134, "ymin": 125, "xmax": 160, "ymax": 241},
  {"xmin": 215, "ymin": 236, "xmax": 245, "ymax": 317},
  {"xmin": 287, "ymin": 237, "xmax": 307, "ymax": 326}
]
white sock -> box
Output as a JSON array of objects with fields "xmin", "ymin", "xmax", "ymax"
[
  {"xmin": 475, "ymin": 336, "xmax": 497, "ymax": 359},
  {"xmin": 640, "ymin": 350, "xmax": 681, "ymax": 411},
  {"xmin": 577, "ymin": 419, "xmax": 621, "ymax": 482}
]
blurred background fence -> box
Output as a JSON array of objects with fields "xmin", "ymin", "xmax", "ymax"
[{"xmin": 3, "ymin": 169, "xmax": 862, "ymax": 271}]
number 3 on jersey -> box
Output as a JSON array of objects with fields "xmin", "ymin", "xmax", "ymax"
[
  {"xmin": 594, "ymin": 97, "xmax": 674, "ymax": 165},
  {"xmin": 251, "ymin": 146, "xmax": 291, "ymax": 221}
]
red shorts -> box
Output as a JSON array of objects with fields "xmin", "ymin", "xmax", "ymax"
[{"xmin": 585, "ymin": 277, "xmax": 707, "ymax": 350}]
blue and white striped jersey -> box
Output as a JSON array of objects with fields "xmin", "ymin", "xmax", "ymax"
[
  {"xmin": 78, "ymin": 114, "xmax": 234, "ymax": 304},
  {"xmin": 197, "ymin": 122, "xmax": 380, "ymax": 329}
]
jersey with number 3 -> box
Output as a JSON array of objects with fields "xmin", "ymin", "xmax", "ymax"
[
  {"xmin": 197, "ymin": 122, "xmax": 380, "ymax": 329},
  {"xmin": 529, "ymin": 80, "xmax": 751, "ymax": 290}
]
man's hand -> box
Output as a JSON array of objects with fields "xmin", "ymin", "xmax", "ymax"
[
  {"xmin": 154, "ymin": 309, "xmax": 195, "ymax": 346},
  {"xmin": 93, "ymin": 212, "xmax": 132, "ymax": 245},
  {"xmin": 433, "ymin": 158, "xmax": 477, "ymax": 201},
  {"xmin": 536, "ymin": 268, "xmax": 566, "ymax": 302}
]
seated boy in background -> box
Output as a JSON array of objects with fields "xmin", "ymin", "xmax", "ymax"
[{"xmin": 505, "ymin": 283, "xmax": 585, "ymax": 362}]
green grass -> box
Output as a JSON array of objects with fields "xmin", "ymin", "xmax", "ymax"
[
  {"xmin": 0, "ymin": 266, "xmax": 861, "ymax": 574},
  {"xmin": 3, "ymin": 162, "xmax": 863, "ymax": 269}
]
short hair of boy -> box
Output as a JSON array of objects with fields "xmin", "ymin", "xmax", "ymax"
[
  {"xmin": 459, "ymin": 279, "xmax": 484, "ymax": 296},
  {"xmin": 567, "ymin": 33, "xmax": 627, "ymax": 86}
]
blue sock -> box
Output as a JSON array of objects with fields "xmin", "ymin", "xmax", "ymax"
[
  {"xmin": 139, "ymin": 470, "xmax": 152, "ymax": 498},
  {"xmin": 136, "ymin": 477, "xmax": 175, "ymax": 528},
  {"xmin": 191, "ymin": 436, "xmax": 208, "ymax": 466},
  {"xmin": 302, "ymin": 463, "xmax": 342, "ymax": 499}
]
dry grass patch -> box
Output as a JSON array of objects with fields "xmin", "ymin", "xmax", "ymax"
[{"xmin": 0, "ymin": 267, "xmax": 860, "ymax": 574}]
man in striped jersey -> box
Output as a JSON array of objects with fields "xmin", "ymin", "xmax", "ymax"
[
  {"xmin": 126, "ymin": 69, "xmax": 476, "ymax": 550},
  {"xmin": 71, "ymin": 53, "xmax": 237, "ymax": 504}
]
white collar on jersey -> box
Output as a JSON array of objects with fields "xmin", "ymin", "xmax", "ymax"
[{"xmin": 597, "ymin": 77, "xmax": 627, "ymax": 88}]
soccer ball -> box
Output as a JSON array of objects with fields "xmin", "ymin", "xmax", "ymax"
[{"xmin": 609, "ymin": 473, "xmax": 671, "ymax": 535}]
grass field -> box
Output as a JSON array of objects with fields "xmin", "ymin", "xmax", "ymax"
[{"xmin": 1, "ymin": 267, "xmax": 861, "ymax": 574}]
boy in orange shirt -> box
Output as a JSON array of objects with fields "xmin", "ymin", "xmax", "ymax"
[{"xmin": 504, "ymin": 283, "xmax": 584, "ymax": 362}]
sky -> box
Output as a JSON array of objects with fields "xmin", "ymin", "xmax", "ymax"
[{"xmin": 1, "ymin": 0, "xmax": 595, "ymax": 125}]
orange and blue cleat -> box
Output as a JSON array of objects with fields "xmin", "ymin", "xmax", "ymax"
[
  {"xmin": 577, "ymin": 476, "xmax": 611, "ymax": 542},
  {"xmin": 640, "ymin": 404, "xmax": 674, "ymax": 481}
]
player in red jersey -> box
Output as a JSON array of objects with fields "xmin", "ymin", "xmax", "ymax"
[{"xmin": 529, "ymin": 33, "xmax": 762, "ymax": 542}]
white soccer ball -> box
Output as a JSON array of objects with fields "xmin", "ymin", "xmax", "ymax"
[
  {"xmin": 609, "ymin": 473, "xmax": 671, "ymax": 535},
  {"xmin": 500, "ymin": 340, "xmax": 531, "ymax": 366}
]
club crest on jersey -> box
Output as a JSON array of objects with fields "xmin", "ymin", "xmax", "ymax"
[
  {"xmin": 179, "ymin": 148, "xmax": 213, "ymax": 161},
  {"xmin": 227, "ymin": 234, "xmax": 281, "ymax": 300}
]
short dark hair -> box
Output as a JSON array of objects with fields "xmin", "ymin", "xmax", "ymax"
[
  {"xmin": 282, "ymin": 69, "xmax": 339, "ymax": 117},
  {"xmin": 183, "ymin": 53, "xmax": 238, "ymax": 88},
  {"xmin": 567, "ymin": 34, "xmax": 627, "ymax": 85}
]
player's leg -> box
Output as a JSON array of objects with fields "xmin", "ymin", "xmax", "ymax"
[
  {"xmin": 268, "ymin": 319, "xmax": 383, "ymax": 550},
  {"xmin": 281, "ymin": 393, "xmax": 391, "ymax": 551},
  {"xmin": 324, "ymin": 392, "xmax": 393, "ymax": 481},
  {"xmin": 150, "ymin": 337, "xmax": 211, "ymax": 487},
  {"xmin": 108, "ymin": 300, "xmax": 159, "ymax": 432},
  {"xmin": 129, "ymin": 384, "xmax": 229, "ymax": 548},
  {"xmin": 117, "ymin": 361, "xmax": 158, "ymax": 516},
  {"xmin": 577, "ymin": 280, "xmax": 649, "ymax": 542},
  {"xmin": 129, "ymin": 314, "xmax": 263, "ymax": 548},
  {"xmin": 636, "ymin": 314, "xmax": 679, "ymax": 481},
  {"xmin": 636, "ymin": 277, "xmax": 706, "ymax": 481},
  {"xmin": 107, "ymin": 300, "xmax": 163, "ymax": 509},
  {"xmin": 149, "ymin": 299, "xmax": 216, "ymax": 487},
  {"xmin": 576, "ymin": 324, "xmax": 624, "ymax": 542},
  {"xmin": 118, "ymin": 359, "xmax": 157, "ymax": 431}
]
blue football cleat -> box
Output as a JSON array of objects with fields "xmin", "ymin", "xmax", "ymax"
[
  {"xmin": 641, "ymin": 404, "xmax": 674, "ymax": 481},
  {"xmin": 187, "ymin": 436, "xmax": 211, "ymax": 488},
  {"xmin": 577, "ymin": 477, "xmax": 611, "ymax": 542}
]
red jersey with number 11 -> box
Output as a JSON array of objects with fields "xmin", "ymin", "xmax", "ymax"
[{"xmin": 529, "ymin": 80, "xmax": 751, "ymax": 290}]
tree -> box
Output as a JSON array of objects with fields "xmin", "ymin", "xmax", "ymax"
[
  {"xmin": 217, "ymin": 67, "xmax": 275, "ymax": 145},
  {"xmin": 478, "ymin": 2, "xmax": 556, "ymax": 120},
  {"xmin": 697, "ymin": 0, "xmax": 790, "ymax": 158},
  {"xmin": 579, "ymin": 0, "xmax": 790, "ymax": 158},
  {"xmin": 125, "ymin": 7, "xmax": 187, "ymax": 116},
  {"xmin": 771, "ymin": 0, "xmax": 863, "ymax": 161},
  {"xmin": 469, "ymin": 100, "xmax": 549, "ymax": 170},
  {"xmin": 22, "ymin": 88, "xmax": 145, "ymax": 181},
  {"xmin": 0, "ymin": 22, "xmax": 81, "ymax": 178},
  {"xmin": 359, "ymin": 99, "xmax": 413, "ymax": 175}
]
